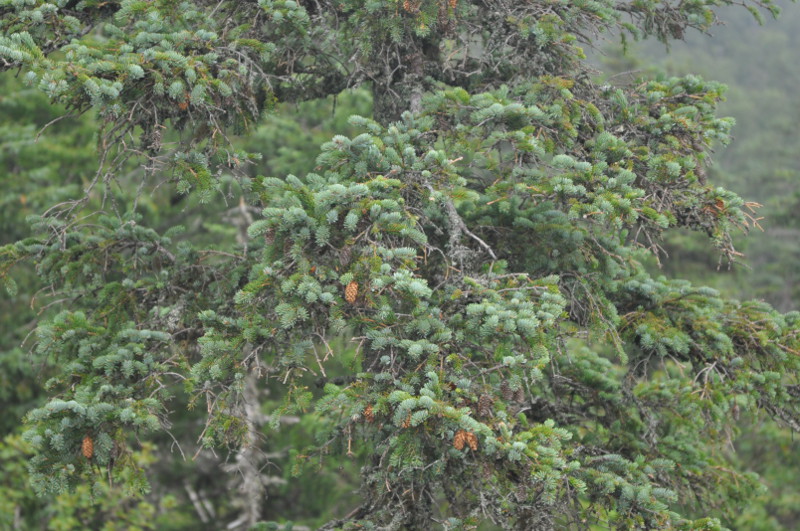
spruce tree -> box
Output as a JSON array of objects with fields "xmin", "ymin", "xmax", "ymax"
[{"xmin": 1, "ymin": 1, "xmax": 798, "ymax": 529}]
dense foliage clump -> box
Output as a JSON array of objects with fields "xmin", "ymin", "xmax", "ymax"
[{"xmin": 0, "ymin": 1, "xmax": 798, "ymax": 529}]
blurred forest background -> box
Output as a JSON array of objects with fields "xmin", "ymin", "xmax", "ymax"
[
  {"xmin": 606, "ymin": 4, "xmax": 800, "ymax": 313},
  {"xmin": 1, "ymin": 3, "xmax": 798, "ymax": 529}
]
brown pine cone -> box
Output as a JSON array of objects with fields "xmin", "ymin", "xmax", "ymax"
[
  {"xmin": 82, "ymin": 435, "xmax": 94, "ymax": 459},
  {"xmin": 453, "ymin": 429, "xmax": 467, "ymax": 450},
  {"xmin": 500, "ymin": 381, "xmax": 513, "ymax": 401},
  {"xmin": 514, "ymin": 388, "xmax": 526, "ymax": 403},
  {"xmin": 478, "ymin": 394, "xmax": 493, "ymax": 417},
  {"xmin": 345, "ymin": 281, "xmax": 359, "ymax": 303},
  {"xmin": 465, "ymin": 431, "xmax": 478, "ymax": 451},
  {"xmin": 339, "ymin": 246, "xmax": 352, "ymax": 266}
]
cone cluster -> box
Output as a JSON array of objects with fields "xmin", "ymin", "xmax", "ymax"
[{"xmin": 453, "ymin": 429, "xmax": 478, "ymax": 451}]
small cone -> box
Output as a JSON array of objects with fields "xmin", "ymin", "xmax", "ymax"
[
  {"xmin": 345, "ymin": 281, "xmax": 359, "ymax": 303},
  {"xmin": 514, "ymin": 388, "xmax": 525, "ymax": 403},
  {"xmin": 478, "ymin": 394, "xmax": 493, "ymax": 417},
  {"xmin": 465, "ymin": 431, "xmax": 478, "ymax": 451},
  {"xmin": 339, "ymin": 246, "xmax": 352, "ymax": 266},
  {"xmin": 453, "ymin": 429, "xmax": 467, "ymax": 450},
  {"xmin": 500, "ymin": 381, "xmax": 513, "ymax": 401},
  {"xmin": 82, "ymin": 435, "xmax": 94, "ymax": 459}
]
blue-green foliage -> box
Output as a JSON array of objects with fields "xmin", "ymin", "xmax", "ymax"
[{"xmin": 0, "ymin": 0, "xmax": 797, "ymax": 529}]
